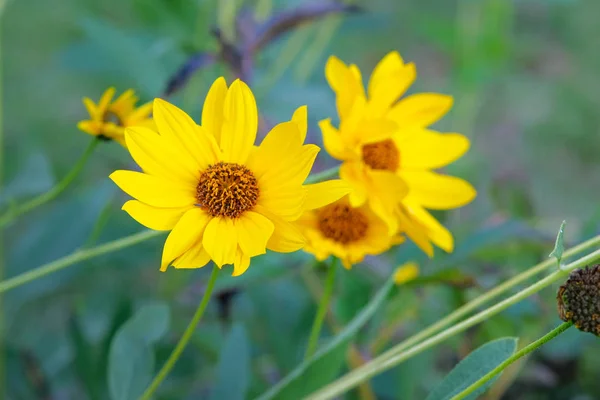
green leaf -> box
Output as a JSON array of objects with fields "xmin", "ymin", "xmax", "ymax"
[
  {"xmin": 209, "ymin": 324, "xmax": 251, "ymax": 400},
  {"xmin": 549, "ymin": 220, "xmax": 566, "ymax": 266},
  {"xmin": 257, "ymin": 276, "xmax": 395, "ymax": 400},
  {"xmin": 425, "ymin": 337, "xmax": 518, "ymax": 400},
  {"xmin": 108, "ymin": 302, "xmax": 170, "ymax": 400}
]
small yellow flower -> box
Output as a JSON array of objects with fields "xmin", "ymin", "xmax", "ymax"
[
  {"xmin": 393, "ymin": 262, "xmax": 419, "ymax": 285},
  {"xmin": 297, "ymin": 195, "xmax": 403, "ymax": 269},
  {"xmin": 319, "ymin": 51, "xmax": 476, "ymax": 256},
  {"xmin": 110, "ymin": 77, "xmax": 349, "ymax": 276},
  {"xmin": 77, "ymin": 87, "xmax": 154, "ymax": 146}
]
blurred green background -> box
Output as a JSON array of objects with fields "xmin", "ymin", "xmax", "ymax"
[{"xmin": 3, "ymin": 0, "xmax": 600, "ymax": 399}]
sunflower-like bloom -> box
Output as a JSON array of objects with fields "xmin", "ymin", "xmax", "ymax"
[
  {"xmin": 319, "ymin": 51, "xmax": 476, "ymax": 256},
  {"xmin": 77, "ymin": 88, "xmax": 154, "ymax": 146},
  {"xmin": 297, "ymin": 196, "xmax": 403, "ymax": 269},
  {"xmin": 110, "ymin": 78, "xmax": 349, "ymax": 276}
]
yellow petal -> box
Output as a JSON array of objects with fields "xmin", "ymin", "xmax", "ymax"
[
  {"xmin": 399, "ymin": 170, "xmax": 476, "ymax": 210},
  {"xmin": 405, "ymin": 201, "xmax": 454, "ymax": 252},
  {"xmin": 397, "ymin": 208, "xmax": 433, "ymax": 257},
  {"xmin": 220, "ymin": 79, "xmax": 258, "ymax": 163},
  {"xmin": 110, "ymin": 170, "xmax": 196, "ymax": 208},
  {"xmin": 258, "ymin": 184, "xmax": 307, "ymax": 221},
  {"xmin": 261, "ymin": 144, "xmax": 319, "ymax": 188},
  {"xmin": 235, "ymin": 211, "xmax": 274, "ymax": 257},
  {"xmin": 202, "ymin": 76, "xmax": 228, "ymax": 143},
  {"xmin": 82, "ymin": 98, "xmax": 98, "ymax": 119},
  {"xmin": 161, "ymin": 208, "xmax": 211, "ymax": 271},
  {"xmin": 255, "ymin": 205, "xmax": 306, "ymax": 253},
  {"xmin": 233, "ymin": 248, "xmax": 251, "ymax": 276},
  {"xmin": 98, "ymin": 87, "xmax": 116, "ymax": 112},
  {"xmin": 325, "ymin": 56, "xmax": 366, "ymax": 121},
  {"xmin": 172, "ymin": 243, "xmax": 211, "ymax": 270},
  {"xmin": 127, "ymin": 102, "xmax": 153, "ymax": 122},
  {"xmin": 110, "ymin": 89, "xmax": 137, "ymax": 113},
  {"xmin": 291, "ymin": 105, "xmax": 308, "ymax": 143},
  {"xmin": 367, "ymin": 52, "xmax": 416, "ymax": 117},
  {"xmin": 122, "ymin": 200, "xmax": 189, "ymax": 231},
  {"xmin": 77, "ymin": 120, "xmax": 99, "ymax": 136},
  {"xmin": 153, "ymin": 98, "xmax": 220, "ymax": 169},
  {"xmin": 339, "ymin": 162, "xmax": 368, "ymax": 207},
  {"xmin": 387, "ymin": 93, "xmax": 453, "ymax": 128},
  {"xmin": 356, "ymin": 119, "xmax": 398, "ymax": 145},
  {"xmin": 397, "ymin": 131, "xmax": 470, "ymax": 170},
  {"xmin": 319, "ymin": 119, "xmax": 353, "ymax": 161},
  {"xmin": 304, "ymin": 180, "xmax": 351, "ymax": 210},
  {"xmin": 393, "ymin": 262, "xmax": 419, "ymax": 285},
  {"xmin": 124, "ymin": 126, "xmax": 199, "ymax": 185},
  {"xmin": 202, "ymin": 217, "xmax": 238, "ymax": 267}
]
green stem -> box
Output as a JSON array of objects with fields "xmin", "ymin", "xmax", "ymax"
[
  {"xmin": 0, "ymin": 138, "xmax": 99, "ymax": 228},
  {"xmin": 0, "ymin": 2, "xmax": 6, "ymax": 395},
  {"xmin": 305, "ymin": 166, "xmax": 340, "ymax": 185},
  {"xmin": 140, "ymin": 265, "xmax": 220, "ymax": 400},
  {"xmin": 365, "ymin": 234, "xmax": 600, "ymax": 368},
  {"xmin": 306, "ymin": 247, "xmax": 600, "ymax": 400},
  {"xmin": 0, "ymin": 230, "xmax": 164, "ymax": 294},
  {"xmin": 451, "ymin": 322, "xmax": 573, "ymax": 400},
  {"xmin": 305, "ymin": 258, "xmax": 338, "ymax": 359}
]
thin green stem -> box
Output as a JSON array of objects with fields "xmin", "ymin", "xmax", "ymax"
[
  {"xmin": 364, "ymin": 234, "xmax": 600, "ymax": 368},
  {"xmin": 140, "ymin": 265, "xmax": 220, "ymax": 400},
  {"xmin": 307, "ymin": 247, "xmax": 600, "ymax": 399},
  {"xmin": 0, "ymin": 138, "xmax": 99, "ymax": 228},
  {"xmin": 0, "ymin": 230, "xmax": 164, "ymax": 294},
  {"xmin": 451, "ymin": 322, "xmax": 573, "ymax": 400},
  {"xmin": 305, "ymin": 166, "xmax": 340, "ymax": 185},
  {"xmin": 305, "ymin": 258, "xmax": 338, "ymax": 359},
  {"xmin": 0, "ymin": 2, "xmax": 6, "ymax": 396}
]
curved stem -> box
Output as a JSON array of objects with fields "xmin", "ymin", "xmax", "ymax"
[
  {"xmin": 0, "ymin": 138, "xmax": 99, "ymax": 228},
  {"xmin": 451, "ymin": 322, "xmax": 573, "ymax": 400},
  {"xmin": 364, "ymin": 234, "xmax": 600, "ymax": 367},
  {"xmin": 307, "ymin": 247, "xmax": 600, "ymax": 400},
  {"xmin": 305, "ymin": 166, "xmax": 340, "ymax": 185},
  {"xmin": 0, "ymin": 230, "xmax": 164, "ymax": 294},
  {"xmin": 141, "ymin": 265, "xmax": 220, "ymax": 400},
  {"xmin": 305, "ymin": 258, "xmax": 338, "ymax": 359}
]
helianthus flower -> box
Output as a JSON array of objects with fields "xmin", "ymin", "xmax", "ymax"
[
  {"xmin": 77, "ymin": 87, "xmax": 154, "ymax": 146},
  {"xmin": 297, "ymin": 195, "xmax": 403, "ymax": 269},
  {"xmin": 110, "ymin": 77, "xmax": 349, "ymax": 276},
  {"xmin": 319, "ymin": 51, "xmax": 476, "ymax": 256}
]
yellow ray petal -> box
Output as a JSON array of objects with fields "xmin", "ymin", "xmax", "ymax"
[
  {"xmin": 258, "ymin": 184, "xmax": 307, "ymax": 221},
  {"xmin": 82, "ymin": 98, "xmax": 99, "ymax": 119},
  {"xmin": 260, "ymin": 144, "xmax": 319, "ymax": 188},
  {"xmin": 153, "ymin": 98, "xmax": 220, "ymax": 169},
  {"xmin": 396, "ymin": 131, "xmax": 470, "ymax": 170},
  {"xmin": 122, "ymin": 200, "xmax": 189, "ymax": 231},
  {"xmin": 172, "ymin": 243, "xmax": 212, "ymax": 270},
  {"xmin": 325, "ymin": 56, "xmax": 366, "ymax": 121},
  {"xmin": 235, "ymin": 211, "xmax": 274, "ymax": 258},
  {"xmin": 233, "ymin": 248, "xmax": 251, "ymax": 276},
  {"xmin": 397, "ymin": 207, "xmax": 434, "ymax": 257},
  {"xmin": 77, "ymin": 120, "xmax": 98, "ymax": 136},
  {"xmin": 255, "ymin": 205, "xmax": 306, "ymax": 253},
  {"xmin": 304, "ymin": 180, "xmax": 351, "ymax": 210},
  {"xmin": 405, "ymin": 201, "xmax": 454, "ymax": 252},
  {"xmin": 109, "ymin": 170, "xmax": 196, "ymax": 208},
  {"xmin": 399, "ymin": 170, "xmax": 476, "ymax": 210},
  {"xmin": 367, "ymin": 51, "xmax": 416, "ymax": 117},
  {"xmin": 124, "ymin": 126, "xmax": 200, "ymax": 185},
  {"xmin": 387, "ymin": 93, "xmax": 453, "ymax": 129},
  {"xmin": 160, "ymin": 208, "xmax": 211, "ymax": 271},
  {"xmin": 220, "ymin": 79, "xmax": 258, "ymax": 163},
  {"xmin": 356, "ymin": 118, "xmax": 399, "ymax": 145},
  {"xmin": 339, "ymin": 161, "xmax": 368, "ymax": 207},
  {"xmin": 98, "ymin": 87, "xmax": 116, "ymax": 112},
  {"xmin": 318, "ymin": 119, "xmax": 353, "ymax": 161},
  {"xmin": 202, "ymin": 76, "xmax": 228, "ymax": 143},
  {"xmin": 291, "ymin": 105, "xmax": 308, "ymax": 143},
  {"xmin": 202, "ymin": 217, "xmax": 238, "ymax": 268},
  {"xmin": 127, "ymin": 101, "xmax": 153, "ymax": 122}
]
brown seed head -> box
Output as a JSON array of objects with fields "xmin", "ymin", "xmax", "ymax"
[{"xmin": 557, "ymin": 264, "xmax": 600, "ymax": 336}]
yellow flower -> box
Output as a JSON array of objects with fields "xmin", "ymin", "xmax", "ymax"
[
  {"xmin": 393, "ymin": 262, "xmax": 419, "ymax": 285},
  {"xmin": 319, "ymin": 51, "xmax": 476, "ymax": 256},
  {"xmin": 110, "ymin": 77, "xmax": 349, "ymax": 276},
  {"xmin": 77, "ymin": 87, "xmax": 154, "ymax": 146},
  {"xmin": 297, "ymin": 195, "xmax": 403, "ymax": 269}
]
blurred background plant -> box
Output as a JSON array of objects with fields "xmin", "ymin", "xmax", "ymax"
[{"xmin": 2, "ymin": 0, "xmax": 600, "ymax": 399}]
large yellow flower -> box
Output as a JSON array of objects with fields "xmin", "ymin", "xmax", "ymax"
[
  {"xmin": 319, "ymin": 51, "xmax": 476, "ymax": 256},
  {"xmin": 297, "ymin": 196, "xmax": 403, "ymax": 269},
  {"xmin": 77, "ymin": 87, "xmax": 154, "ymax": 146},
  {"xmin": 110, "ymin": 78, "xmax": 349, "ymax": 276}
]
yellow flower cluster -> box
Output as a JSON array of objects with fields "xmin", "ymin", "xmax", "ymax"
[{"xmin": 83, "ymin": 51, "xmax": 475, "ymax": 276}]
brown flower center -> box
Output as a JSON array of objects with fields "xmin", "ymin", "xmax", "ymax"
[
  {"xmin": 196, "ymin": 162, "xmax": 259, "ymax": 218},
  {"xmin": 362, "ymin": 139, "xmax": 399, "ymax": 171},
  {"xmin": 318, "ymin": 204, "xmax": 369, "ymax": 244}
]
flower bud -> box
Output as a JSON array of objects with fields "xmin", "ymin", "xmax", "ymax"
[{"xmin": 557, "ymin": 265, "xmax": 600, "ymax": 336}]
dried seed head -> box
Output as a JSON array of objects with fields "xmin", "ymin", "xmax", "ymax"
[{"xmin": 557, "ymin": 264, "xmax": 600, "ymax": 336}]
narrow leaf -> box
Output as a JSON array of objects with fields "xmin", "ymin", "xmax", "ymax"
[
  {"xmin": 549, "ymin": 220, "xmax": 566, "ymax": 266},
  {"xmin": 209, "ymin": 324, "xmax": 251, "ymax": 400},
  {"xmin": 425, "ymin": 337, "xmax": 518, "ymax": 400}
]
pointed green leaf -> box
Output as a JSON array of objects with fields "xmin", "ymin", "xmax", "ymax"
[{"xmin": 549, "ymin": 220, "xmax": 566, "ymax": 266}]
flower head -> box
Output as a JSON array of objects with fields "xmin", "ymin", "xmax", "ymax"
[
  {"xmin": 557, "ymin": 265, "xmax": 600, "ymax": 336},
  {"xmin": 297, "ymin": 195, "xmax": 403, "ymax": 269},
  {"xmin": 110, "ymin": 77, "xmax": 349, "ymax": 276},
  {"xmin": 319, "ymin": 51, "xmax": 476, "ymax": 256},
  {"xmin": 393, "ymin": 262, "xmax": 419, "ymax": 285},
  {"xmin": 78, "ymin": 88, "xmax": 154, "ymax": 146}
]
